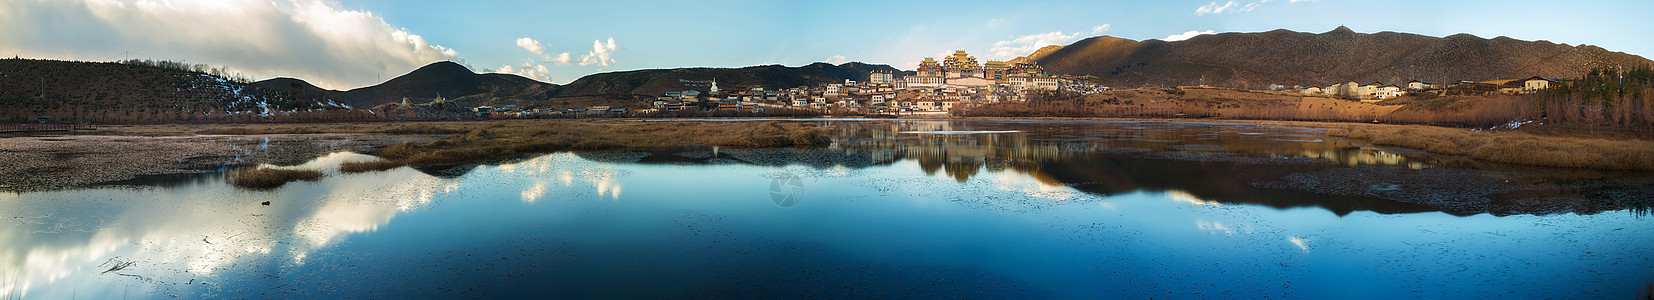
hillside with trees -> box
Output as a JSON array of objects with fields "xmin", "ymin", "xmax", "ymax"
[
  {"xmin": 1036, "ymin": 26, "xmax": 1653, "ymax": 89},
  {"xmin": 0, "ymin": 58, "xmax": 363, "ymax": 123},
  {"xmin": 551, "ymin": 62, "xmax": 901, "ymax": 97}
]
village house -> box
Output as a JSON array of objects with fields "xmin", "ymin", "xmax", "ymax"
[
  {"xmin": 1523, "ymin": 76, "xmax": 1558, "ymax": 92},
  {"xmin": 1300, "ymin": 86, "xmax": 1323, "ymax": 95},
  {"xmin": 1406, "ymin": 80, "xmax": 1437, "ymax": 91},
  {"xmin": 1374, "ymin": 84, "xmax": 1404, "ymax": 99},
  {"xmin": 870, "ymin": 70, "xmax": 894, "ymax": 84}
]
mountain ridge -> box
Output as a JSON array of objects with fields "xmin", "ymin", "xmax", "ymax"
[
  {"xmin": 1035, "ymin": 27, "xmax": 1652, "ymax": 88},
  {"xmin": 254, "ymin": 61, "xmax": 903, "ymax": 108}
]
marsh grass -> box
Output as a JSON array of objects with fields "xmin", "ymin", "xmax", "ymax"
[
  {"xmin": 230, "ymin": 168, "xmax": 324, "ymax": 189},
  {"xmin": 340, "ymin": 160, "xmax": 404, "ymax": 173},
  {"xmin": 372, "ymin": 120, "xmax": 833, "ymax": 166},
  {"xmin": 1329, "ymin": 125, "xmax": 1654, "ymax": 171}
]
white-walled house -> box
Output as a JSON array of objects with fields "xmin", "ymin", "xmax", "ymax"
[
  {"xmin": 1523, "ymin": 76, "xmax": 1558, "ymax": 92},
  {"xmin": 1326, "ymin": 81, "xmax": 1360, "ymax": 98},
  {"xmin": 1406, "ymin": 80, "xmax": 1435, "ymax": 90},
  {"xmin": 1375, "ymin": 84, "xmax": 1404, "ymax": 99},
  {"xmin": 946, "ymin": 77, "xmax": 992, "ymax": 87},
  {"xmin": 1300, "ymin": 86, "xmax": 1322, "ymax": 95},
  {"xmin": 1358, "ymin": 82, "xmax": 1385, "ymax": 98}
]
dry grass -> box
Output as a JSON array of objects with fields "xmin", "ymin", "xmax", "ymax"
[
  {"xmin": 340, "ymin": 160, "xmax": 404, "ymax": 173},
  {"xmin": 1329, "ymin": 124, "xmax": 1654, "ymax": 171},
  {"xmin": 960, "ymin": 88, "xmax": 1404, "ymax": 122},
  {"xmin": 230, "ymin": 168, "xmax": 324, "ymax": 189},
  {"xmin": 371, "ymin": 120, "xmax": 833, "ymax": 166}
]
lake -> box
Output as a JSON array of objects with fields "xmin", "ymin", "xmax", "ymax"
[{"xmin": 2, "ymin": 119, "xmax": 1650, "ymax": 299}]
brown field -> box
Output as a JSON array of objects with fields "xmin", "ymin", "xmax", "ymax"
[
  {"xmin": 1329, "ymin": 124, "xmax": 1654, "ymax": 171},
  {"xmin": 364, "ymin": 119, "xmax": 832, "ymax": 166},
  {"xmin": 960, "ymin": 87, "xmax": 1539, "ymax": 127},
  {"xmin": 87, "ymin": 119, "xmax": 830, "ymax": 167},
  {"xmin": 230, "ymin": 168, "xmax": 324, "ymax": 189},
  {"xmin": 340, "ymin": 160, "xmax": 405, "ymax": 173},
  {"xmin": 67, "ymin": 107, "xmax": 1654, "ymax": 172},
  {"xmin": 85, "ymin": 121, "xmax": 476, "ymax": 136}
]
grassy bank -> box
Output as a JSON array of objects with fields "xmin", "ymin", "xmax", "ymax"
[
  {"xmin": 340, "ymin": 160, "xmax": 404, "ymax": 173},
  {"xmin": 371, "ymin": 120, "xmax": 832, "ymax": 166},
  {"xmin": 82, "ymin": 116, "xmax": 1654, "ymax": 172},
  {"xmin": 230, "ymin": 168, "xmax": 324, "ymax": 189},
  {"xmin": 1329, "ymin": 124, "xmax": 1654, "ymax": 171}
]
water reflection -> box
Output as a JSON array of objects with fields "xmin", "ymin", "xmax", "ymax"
[
  {"xmin": 3, "ymin": 119, "xmax": 1651, "ymax": 299},
  {"xmin": 0, "ymin": 152, "xmax": 457, "ymax": 299}
]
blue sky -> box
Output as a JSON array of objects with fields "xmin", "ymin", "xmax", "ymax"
[{"xmin": 2, "ymin": 0, "xmax": 1649, "ymax": 89}]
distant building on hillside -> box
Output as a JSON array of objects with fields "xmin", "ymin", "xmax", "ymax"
[
  {"xmin": 1523, "ymin": 76, "xmax": 1558, "ymax": 92},
  {"xmin": 983, "ymin": 61, "xmax": 1009, "ymax": 81},
  {"xmin": 1300, "ymin": 86, "xmax": 1322, "ymax": 95},
  {"xmin": 942, "ymin": 50, "xmax": 981, "ymax": 78},
  {"xmin": 1326, "ymin": 81, "xmax": 1360, "ymax": 98},
  {"xmin": 1406, "ymin": 80, "xmax": 1436, "ymax": 91},
  {"xmin": 869, "ymin": 70, "xmax": 894, "ymax": 84},
  {"xmin": 906, "ymin": 75, "xmax": 943, "ymax": 88},
  {"xmin": 917, "ymin": 58, "xmax": 944, "ymax": 77},
  {"xmin": 1375, "ymin": 84, "xmax": 1403, "ymax": 99},
  {"xmin": 947, "ymin": 77, "xmax": 991, "ymax": 87}
]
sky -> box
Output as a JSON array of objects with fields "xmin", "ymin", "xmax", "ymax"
[{"xmin": 2, "ymin": 0, "xmax": 1650, "ymax": 90}]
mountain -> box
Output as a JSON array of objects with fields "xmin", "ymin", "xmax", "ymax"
[
  {"xmin": 1035, "ymin": 26, "xmax": 1653, "ymax": 88},
  {"xmin": 259, "ymin": 60, "xmax": 901, "ymax": 108},
  {"xmin": 0, "ymin": 58, "xmax": 353, "ymax": 123},
  {"xmin": 253, "ymin": 61, "xmax": 561, "ymax": 109},
  {"xmin": 1008, "ymin": 45, "xmax": 1064, "ymax": 65},
  {"xmin": 553, "ymin": 62, "xmax": 901, "ymax": 97}
]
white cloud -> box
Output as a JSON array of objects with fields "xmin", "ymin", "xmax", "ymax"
[
  {"xmin": 1164, "ymin": 30, "xmax": 1217, "ymax": 41},
  {"xmin": 515, "ymin": 37, "xmax": 544, "ymax": 55},
  {"xmin": 578, "ymin": 37, "xmax": 617, "ymax": 67},
  {"xmin": 1195, "ymin": 1, "xmax": 1240, "ymax": 15},
  {"xmin": 0, "ymin": 0, "xmax": 461, "ymax": 90},
  {"xmin": 824, "ymin": 55, "xmax": 849, "ymax": 64},
  {"xmin": 987, "ymin": 24, "xmax": 1109, "ymax": 59},
  {"xmin": 495, "ymin": 61, "xmax": 553, "ymax": 83},
  {"xmin": 1197, "ymin": 0, "xmax": 1310, "ymax": 15},
  {"xmin": 1089, "ymin": 24, "xmax": 1112, "ymax": 35},
  {"xmin": 551, "ymin": 52, "xmax": 571, "ymax": 65}
]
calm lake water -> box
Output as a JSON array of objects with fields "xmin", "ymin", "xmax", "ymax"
[{"xmin": 2, "ymin": 119, "xmax": 1651, "ymax": 299}]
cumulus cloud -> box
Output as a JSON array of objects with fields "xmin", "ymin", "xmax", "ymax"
[
  {"xmin": 578, "ymin": 38, "xmax": 617, "ymax": 67},
  {"xmin": 0, "ymin": 0, "xmax": 461, "ymax": 90},
  {"xmin": 515, "ymin": 37, "xmax": 544, "ymax": 55},
  {"xmin": 1164, "ymin": 30, "xmax": 1217, "ymax": 41},
  {"xmin": 495, "ymin": 61, "xmax": 553, "ymax": 83},
  {"xmin": 551, "ymin": 52, "xmax": 571, "ymax": 65},
  {"xmin": 824, "ymin": 55, "xmax": 849, "ymax": 65},
  {"xmin": 1089, "ymin": 24, "xmax": 1112, "ymax": 35},
  {"xmin": 1195, "ymin": 1, "xmax": 1241, "ymax": 15},
  {"xmin": 988, "ymin": 24, "xmax": 1109, "ymax": 59}
]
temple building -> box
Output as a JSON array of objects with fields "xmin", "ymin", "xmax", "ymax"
[
  {"xmin": 1009, "ymin": 62, "xmax": 1045, "ymax": 75},
  {"xmin": 942, "ymin": 50, "xmax": 981, "ymax": 78},
  {"xmin": 917, "ymin": 57, "xmax": 944, "ymax": 77},
  {"xmin": 983, "ymin": 60, "xmax": 1008, "ymax": 81}
]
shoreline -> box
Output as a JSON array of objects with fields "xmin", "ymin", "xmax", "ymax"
[{"xmin": 4, "ymin": 117, "xmax": 1650, "ymax": 193}]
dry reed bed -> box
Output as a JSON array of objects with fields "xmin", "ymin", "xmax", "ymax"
[
  {"xmin": 1329, "ymin": 124, "xmax": 1654, "ymax": 171},
  {"xmin": 372, "ymin": 120, "xmax": 832, "ymax": 166},
  {"xmin": 230, "ymin": 168, "xmax": 324, "ymax": 189},
  {"xmin": 340, "ymin": 160, "xmax": 404, "ymax": 173}
]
